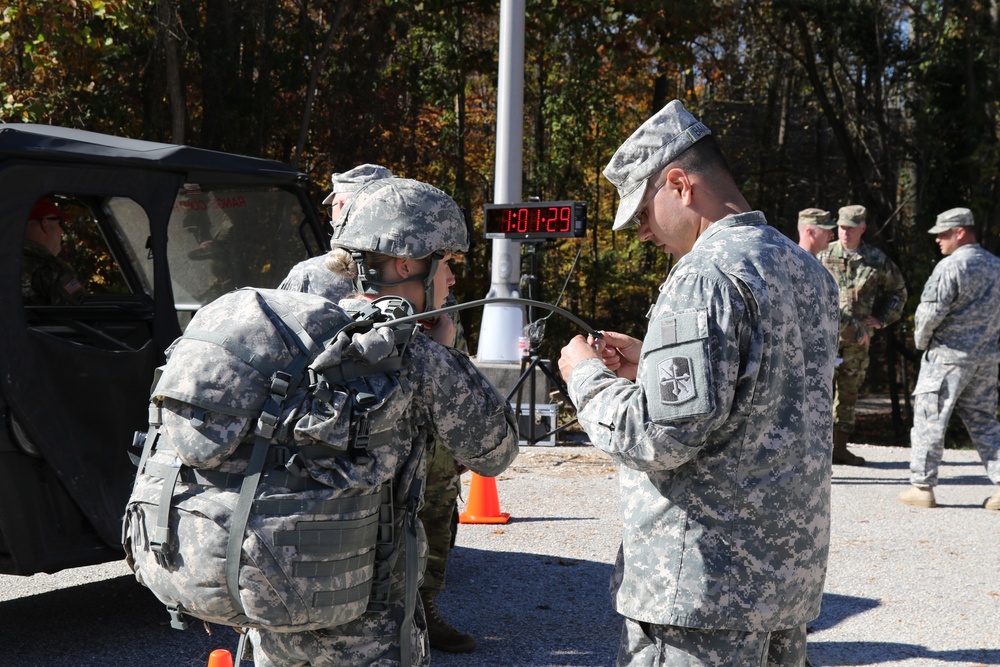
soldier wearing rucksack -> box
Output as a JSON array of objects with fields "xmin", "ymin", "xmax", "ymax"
[
  {"xmin": 124, "ymin": 178, "xmax": 517, "ymax": 667},
  {"xmin": 245, "ymin": 178, "xmax": 519, "ymax": 666}
]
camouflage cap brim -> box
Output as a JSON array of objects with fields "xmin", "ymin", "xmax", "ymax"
[
  {"xmin": 928, "ymin": 207, "xmax": 974, "ymax": 234},
  {"xmin": 610, "ymin": 177, "xmax": 650, "ymax": 231},
  {"xmin": 322, "ymin": 164, "xmax": 393, "ymax": 204}
]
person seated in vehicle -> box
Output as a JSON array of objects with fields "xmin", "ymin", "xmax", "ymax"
[{"xmin": 21, "ymin": 198, "xmax": 87, "ymax": 305}]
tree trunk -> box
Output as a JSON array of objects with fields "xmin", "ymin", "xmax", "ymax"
[
  {"xmin": 292, "ymin": 0, "xmax": 349, "ymax": 169},
  {"xmin": 157, "ymin": 0, "xmax": 186, "ymax": 144}
]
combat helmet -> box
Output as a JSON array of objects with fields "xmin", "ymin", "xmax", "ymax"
[{"xmin": 330, "ymin": 178, "xmax": 469, "ymax": 312}]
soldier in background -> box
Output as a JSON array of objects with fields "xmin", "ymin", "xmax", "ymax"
[
  {"xmin": 279, "ymin": 164, "xmax": 392, "ymax": 298},
  {"xmin": 796, "ymin": 208, "xmax": 836, "ymax": 257},
  {"xmin": 559, "ymin": 100, "xmax": 839, "ymax": 666},
  {"xmin": 818, "ymin": 205, "xmax": 907, "ymax": 466},
  {"xmin": 899, "ymin": 208, "xmax": 1000, "ymax": 510},
  {"xmin": 21, "ymin": 198, "xmax": 87, "ymax": 305}
]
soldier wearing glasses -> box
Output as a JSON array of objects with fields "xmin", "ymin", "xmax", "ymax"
[
  {"xmin": 21, "ymin": 198, "xmax": 86, "ymax": 305},
  {"xmin": 559, "ymin": 101, "xmax": 839, "ymax": 666}
]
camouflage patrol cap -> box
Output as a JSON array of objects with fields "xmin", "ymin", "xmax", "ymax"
[
  {"xmin": 837, "ymin": 204, "xmax": 867, "ymax": 227},
  {"xmin": 798, "ymin": 208, "xmax": 835, "ymax": 229},
  {"xmin": 928, "ymin": 207, "xmax": 974, "ymax": 234},
  {"xmin": 321, "ymin": 164, "xmax": 393, "ymax": 204},
  {"xmin": 331, "ymin": 178, "xmax": 470, "ymax": 258},
  {"xmin": 603, "ymin": 100, "xmax": 712, "ymax": 231}
]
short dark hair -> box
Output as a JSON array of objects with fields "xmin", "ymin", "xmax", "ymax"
[{"xmin": 668, "ymin": 135, "xmax": 732, "ymax": 177}]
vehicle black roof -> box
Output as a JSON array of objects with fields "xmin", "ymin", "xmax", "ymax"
[{"xmin": 0, "ymin": 124, "xmax": 306, "ymax": 185}]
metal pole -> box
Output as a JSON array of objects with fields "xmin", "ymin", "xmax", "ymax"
[{"xmin": 477, "ymin": 0, "xmax": 525, "ymax": 362}]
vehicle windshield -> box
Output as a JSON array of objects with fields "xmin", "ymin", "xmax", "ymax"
[{"xmin": 107, "ymin": 184, "xmax": 311, "ymax": 313}]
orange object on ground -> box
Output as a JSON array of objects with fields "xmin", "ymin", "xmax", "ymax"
[
  {"xmin": 207, "ymin": 649, "xmax": 234, "ymax": 667},
  {"xmin": 459, "ymin": 473, "xmax": 511, "ymax": 524}
]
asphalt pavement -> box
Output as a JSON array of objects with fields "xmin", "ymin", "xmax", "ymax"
[{"xmin": 1, "ymin": 442, "xmax": 997, "ymax": 666}]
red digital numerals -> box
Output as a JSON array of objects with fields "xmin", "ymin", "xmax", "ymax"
[{"xmin": 501, "ymin": 206, "xmax": 572, "ymax": 234}]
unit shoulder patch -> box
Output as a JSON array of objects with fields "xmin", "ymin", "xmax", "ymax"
[{"xmin": 640, "ymin": 309, "xmax": 714, "ymax": 422}]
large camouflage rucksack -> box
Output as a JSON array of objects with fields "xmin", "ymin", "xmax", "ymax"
[{"xmin": 123, "ymin": 287, "xmax": 424, "ymax": 638}]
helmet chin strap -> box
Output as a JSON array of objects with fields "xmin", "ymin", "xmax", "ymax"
[{"xmin": 352, "ymin": 250, "xmax": 444, "ymax": 314}]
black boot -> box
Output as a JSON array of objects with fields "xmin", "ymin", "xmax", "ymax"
[
  {"xmin": 423, "ymin": 594, "xmax": 477, "ymax": 653},
  {"xmin": 832, "ymin": 430, "xmax": 865, "ymax": 466}
]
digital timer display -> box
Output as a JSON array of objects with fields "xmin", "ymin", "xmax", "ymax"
[{"xmin": 484, "ymin": 201, "xmax": 587, "ymax": 239}]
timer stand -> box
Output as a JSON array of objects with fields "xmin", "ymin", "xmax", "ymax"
[{"xmin": 504, "ymin": 240, "xmax": 578, "ymax": 445}]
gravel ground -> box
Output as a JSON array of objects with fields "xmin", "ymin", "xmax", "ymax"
[
  {"xmin": 2, "ymin": 442, "xmax": 996, "ymax": 666},
  {"xmin": 430, "ymin": 443, "xmax": 1000, "ymax": 667}
]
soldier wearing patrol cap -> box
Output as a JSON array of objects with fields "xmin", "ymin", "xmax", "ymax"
[
  {"xmin": 899, "ymin": 207, "xmax": 1000, "ymax": 511},
  {"xmin": 323, "ymin": 163, "xmax": 394, "ymax": 222},
  {"xmin": 797, "ymin": 207, "xmax": 837, "ymax": 256},
  {"xmin": 558, "ymin": 100, "xmax": 839, "ymax": 666},
  {"xmin": 818, "ymin": 204, "xmax": 907, "ymax": 466},
  {"xmin": 250, "ymin": 177, "xmax": 519, "ymax": 667}
]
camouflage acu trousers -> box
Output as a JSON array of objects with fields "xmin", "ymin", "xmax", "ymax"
[
  {"xmin": 909, "ymin": 358, "xmax": 1000, "ymax": 487},
  {"xmin": 418, "ymin": 437, "xmax": 462, "ymax": 597},
  {"xmin": 617, "ymin": 619, "xmax": 808, "ymax": 667},
  {"xmin": 248, "ymin": 596, "xmax": 430, "ymax": 667},
  {"xmin": 833, "ymin": 342, "xmax": 870, "ymax": 433}
]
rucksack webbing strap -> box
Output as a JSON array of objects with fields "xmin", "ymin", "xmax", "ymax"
[
  {"xmin": 133, "ymin": 427, "xmax": 158, "ymax": 480},
  {"xmin": 140, "ymin": 436, "xmax": 367, "ymax": 490},
  {"xmin": 293, "ymin": 551, "xmax": 376, "ymax": 579},
  {"xmin": 400, "ymin": 475, "xmax": 423, "ymax": 667},
  {"xmin": 225, "ymin": 431, "xmax": 272, "ymax": 616},
  {"xmin": 255, "ymin": 493, "xmax": 381, "ymax": 516},
  {"xmin": 140, "ymin": 460, "xmax": 384, "ymax": 521},
  {"xmin": 252, "ymin": 289, "xmax": 322, "ymax": 355},
  {"xmin": 274, "ymin": 514, "xmax": 379, "ymax": 551},
  {"xmin": 151, "ymin": 461, "xmax": 182, "ymax": 565}
]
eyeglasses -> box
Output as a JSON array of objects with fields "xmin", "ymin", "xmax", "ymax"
[{"xmin": 628, "ymin": 179, "xmax": 667, "ymax": 228}]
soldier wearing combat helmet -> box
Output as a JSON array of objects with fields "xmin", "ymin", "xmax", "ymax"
[
  {"xmin": 817, "ymin": 204, "xmax": 907, "ymax": 466},
  {"xmin": 280, "ymin": 170, "xmax": 481, "ymax": 653},
  {"xmin": 250, "ymin": 178, "xmax": 518, "ymax": 667}
]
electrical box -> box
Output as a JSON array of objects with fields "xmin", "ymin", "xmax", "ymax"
[{"xmin": 513, "ymin": 402, "xmax": 558, "ymax": 446}]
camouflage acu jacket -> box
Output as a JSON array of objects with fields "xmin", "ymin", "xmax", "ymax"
[
  {"xmin": 568, "ymin": 212, "xmax": 839, "ymax": 632},
  {"xmin": 818, "ymin": 240, "xmax": 907, "ymax": 345},
  {"xmin": 914, "ymin": 244, "xmax": 1000, "ymax": 363},
  {"xmin": 21, "ymin": 240, "xmax": 87, "ymax": 306}
]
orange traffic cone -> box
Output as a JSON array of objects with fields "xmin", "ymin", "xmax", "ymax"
[
  {"xmin": 207, "ymin": 649, "xmax": 234, "ymax": 667},
  {"xmin": 459, "ymin": 473, "xmax": 510, "ymax": 524}
]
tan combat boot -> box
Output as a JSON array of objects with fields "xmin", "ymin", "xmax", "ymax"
[
  {"xmin": 423, "ymin": 594, "xmax": 477, "ymax": 653},
  {"xmin": 898, "ymin": 486, "xmax": 936, "ymax": 508},
  {"xmin": 832, "ymin": 430, "xmax": 865, "ymax": 466},
  {"xmin": 984, "ymin": 487, "xmax": 1000, "ymax": 511}
]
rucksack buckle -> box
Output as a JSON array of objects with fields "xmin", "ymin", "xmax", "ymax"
[
  {"xmin": 256, "ymin": 408, "xmax": 279, "ymax": 439},
  {"xmin": 165, "ymin": 605, "xmax": 189, "ymax": 631},
  {"xmin": 257, "ymin": 371, "xmax": 294, "ymax": 439},
  {"xmin": 270, "ymin": 371, "xmax": 292, "ymax": 398}
]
